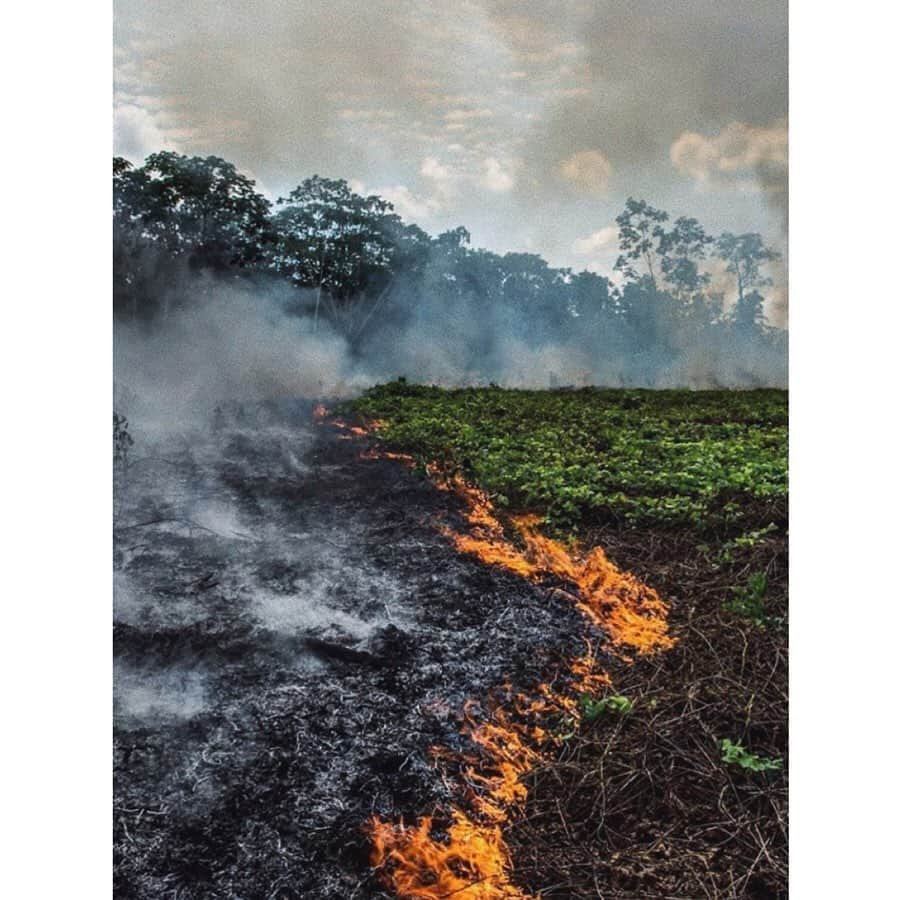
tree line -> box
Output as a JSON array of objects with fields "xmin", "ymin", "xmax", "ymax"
[{"xmin": 113, "ymin": 152, "xmax": 785, "ymax": 382}]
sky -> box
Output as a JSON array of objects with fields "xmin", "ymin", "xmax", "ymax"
[{"xmin": 114, "ymin": 0, "xmax": 787, "ymax": 321}]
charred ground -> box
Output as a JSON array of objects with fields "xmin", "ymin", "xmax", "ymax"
[{"xmin": 113, "ymin": 404, "xmax": 591, "ymax": 898}]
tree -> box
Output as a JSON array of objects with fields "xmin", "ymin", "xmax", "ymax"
[
  {"xmin": 499, "ymin": 252, "xmax": 573, "ymax": 340},
  {"xmin": 569, "ymin": 270, "xmax": 614, "ymax": 327},
  {"xmin": 614, "ymin": 198, "xmax": 669, "ymax": 287},
  {"xmin": 110, "ymin": 150, "xmax": 787, "ymax": 383},
  {"xmin": 114, "ymin": 152, "xmax": 272, "ymax": 269},
  {"xmin": 657, "ymin": 216, "xmax": 713, "ymax": 302},
  {"xmin": 715, "ymin": 232, "xmax": 780, "ymax": 330},
  {"xmin": 268, "ymin": 176, "xmax": 403, "ymax": 333}
]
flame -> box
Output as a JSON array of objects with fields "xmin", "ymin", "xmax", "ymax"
[
  {"xmin": 369, "ymin": 811, "xmax": 525, "ymax": 899},
  {"xmin": 439, "ymin": 480, "xmax": 673, "ymax": 657},
  {"xmin": 367, "ymin": 647, "xmax": 611, "ymax": 899},
  {"xmin": 324, "ymin": 415, "xmax": 674, "ymax": 898},
  {"xmin": 360, "ymin": 447, "xmax": 417, "ymax": 465}
]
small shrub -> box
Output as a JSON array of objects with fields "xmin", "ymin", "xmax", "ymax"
[
  {"xmin": 724, "ymin": 571, "xmax": 768, "ymax": 626},
  {"xmin": 580, "ymin": 694, "xmax": 634, "ymax": 723},
  {"xmin": 719, "ymin": 738, "xmax": 782, "ymax": 773}
]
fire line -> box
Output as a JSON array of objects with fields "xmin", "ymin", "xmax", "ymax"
[{"xmin": 315, "ymin": 409, "xmax": 675, "ymax": 899}]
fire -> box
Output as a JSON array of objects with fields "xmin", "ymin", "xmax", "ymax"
[
  {"xmin": 367, "ymin": 647, "xmax": 612, "ymax": 899},
  {"xmin": 360, "ymin": 447, "xmax": 417, "ymax": 465},
  {"xmin": 439, "ymin": 480, "xmax": 673, "ymax": 657},
  {"xmin": 312, "ymin": 404, "xmax": 380, "ymax": 437},
  {"xmin": 323, "ymin": 413, "xmax": 674, "ymax": 898},
  {"xmin": 369, "ymin": 811, "xmax": 525, "ymax": 899}
]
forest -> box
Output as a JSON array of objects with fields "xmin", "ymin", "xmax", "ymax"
[{"xmin": 113, "ymin": 153, "xmax": 786, "ymax": 389}]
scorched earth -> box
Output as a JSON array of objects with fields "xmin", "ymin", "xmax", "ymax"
[{"xmin": 113, "ymin": 402, "xmax": 614, "ymax": 898}]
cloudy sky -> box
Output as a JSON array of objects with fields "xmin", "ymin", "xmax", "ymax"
[{"xmin": 115, "ymin": 0, "xmax": 787, "ymax": 310}]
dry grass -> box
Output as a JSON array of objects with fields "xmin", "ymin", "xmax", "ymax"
[{"xmin": 506, "ymin": 521, "xmax": 788, "ymax": 899}]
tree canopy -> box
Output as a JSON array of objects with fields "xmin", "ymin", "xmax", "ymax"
[{"xmin": 113, "ymin": 152, "xmax": 785, "ymax": 382}]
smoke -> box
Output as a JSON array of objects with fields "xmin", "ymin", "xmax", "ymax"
[
  {"xmin": 114, "ymin": 277, "xmax": 357, "ymax": 436},
  {"xmin": 115, "ymin": 267, "xmax": 785, "ymax": 430},
  {"xmin": 669, "ymin": 118, "xmax": 788, "ymax": 239},
  {"xmin": 114, "ymin": 660, "xmax": 209, "ymax": 722}
]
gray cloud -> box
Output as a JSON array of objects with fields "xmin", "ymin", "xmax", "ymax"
[{"xmin": 501, "ymin": 1, "xmax": 786, "ymax": 180}]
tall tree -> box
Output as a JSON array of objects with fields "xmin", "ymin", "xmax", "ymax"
[
  {"xmin": 614, "ymin": 198, "xmax": 669, "ymax": 288},
  {"xmin": 268, "ymin": 176, "xmax": 402, "ymax": 332},
  {"xmin": 114, "ymin": 152, "xmax": 271, "ymax": 269},
  {"xmin": 657, "ymin": 216, "xmax": 713, "ymax": 302},
  {"xmin": 715, "ymin": 232, "xmax": 780, "ymax": 330}
]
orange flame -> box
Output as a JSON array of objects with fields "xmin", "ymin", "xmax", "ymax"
[
  {"xmin": 439, "ymin": 480, "xmax": 673, "ymax": 657},
  {"xmin": 360, "ymin": 447, "xmax": 417, "ymax": 465},
  {"xmin": 369, "ymin": 810, "xmax": 525, "ymax": 899},
  {"xmin": 367, "ymin": 647, "xmax": 611, "ymax": 899}
]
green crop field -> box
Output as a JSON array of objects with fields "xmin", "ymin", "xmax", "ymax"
[{"xmin": 351, "ymin": 381, "xmax": 788, "ymax": 534}]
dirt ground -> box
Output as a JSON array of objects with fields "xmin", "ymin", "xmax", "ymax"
[{"xmin": 507, "ymin": 519, "xmax": 788, "ymax": 899}]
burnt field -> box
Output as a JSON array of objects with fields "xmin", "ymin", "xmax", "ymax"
[
  {"xmin": 113, "ymin": 405, "xmax": 590, "ymax": 898},
  {"xmin": 114, "ymin": 389, "xmax": 787, "ymax": 899}
]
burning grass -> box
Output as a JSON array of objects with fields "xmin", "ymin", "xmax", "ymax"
[
  {"xmin": 338, "ymin": 389, "xmax": 787, "ymax": 899},
  {"xmin": 349, "ymin": 421, "xmax": 676, "ymax": 898}
]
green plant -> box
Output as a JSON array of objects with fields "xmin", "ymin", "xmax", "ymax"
[
  {"xmin": 351, "ymin": 384, "xmax": 787, "ymax": 535},
  {"xmin": 724, "ymin": 571, "xmax": 768, "ymax": 626},
  {"xmin": 719, "ymin": 738, "xmax": 782, "ymax": 773},
  {"xmin": 715, "ymin": 523, "xmax": 779, "ymax": 563},
  {"xmin": 580, "ymin": 694, "xmax": 634, "ymax": 722},
  {"xmin": 553, "ymin": 716, "xmax": 577, "ymax": 742}
]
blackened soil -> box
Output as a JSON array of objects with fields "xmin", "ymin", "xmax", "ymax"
[{"xmin": 113, "ymin": 409, "xmax": 590, "ymax": 899}]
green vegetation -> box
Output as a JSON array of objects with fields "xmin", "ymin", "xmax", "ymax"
[
  {"xmin": 719, "ymin": 739, "xmax": 782, "ymax": 774},
  {"xmin": 351, "ymin": 382, "xmax": 787, "ymax": 532},
  {"xmin": 580, "ymin": 694, "xmax": 634, "ymax": 722},
  {"xmin": 724, "ymin": 571, "xmax": 770, "ymax": 626},
  {"xmin": 704, "ymin": 523, "xmax": 779, "ymax": 564}
]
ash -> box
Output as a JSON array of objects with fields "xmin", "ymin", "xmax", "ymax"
[{"xmin": 114, "ymin": 402, "xmax": 589, "ymax": 898}]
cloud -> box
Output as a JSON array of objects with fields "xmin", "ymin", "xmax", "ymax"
[
  {"xmin": 420, "ymin": 156, "xmax": 458, "ymax": 204},
  {"xmin": 420, "ymin": 157, "xmax": 452, "ymax": 182},
  {"xmin": 113, "ymin": 102, "xmax": 194, "ymax": 162},
  {"xmin": 480, "ymin": 157, "xmax": 516, "ymax": 193},
  {"xmin": 113, "ymin": 104, "xmax": 178, "ymax": 161},
  {"xmin": 373, "ymin": 184, "xmax": 441, "ymax": 222},
  {"xmin": 670, "ymin": 119, "xmax": 787, "ymax": 190},
  {"xmin": 559, "ymin": 149, "xmax": 612, "ymax": 194},
  {"xmin": 671, "ymin": 118, "xmax": 788, "ymax": 230},
  {"xmin": 444, "ymin": 108, "xmax": 495, "ymax": 122},
  {"xmin": 572, "ymin": 226, "xmax": 617, "ymax": 256},
  {"xmin": 513, "ymin": 0, "xmax": 787, "ymax": 186}
]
